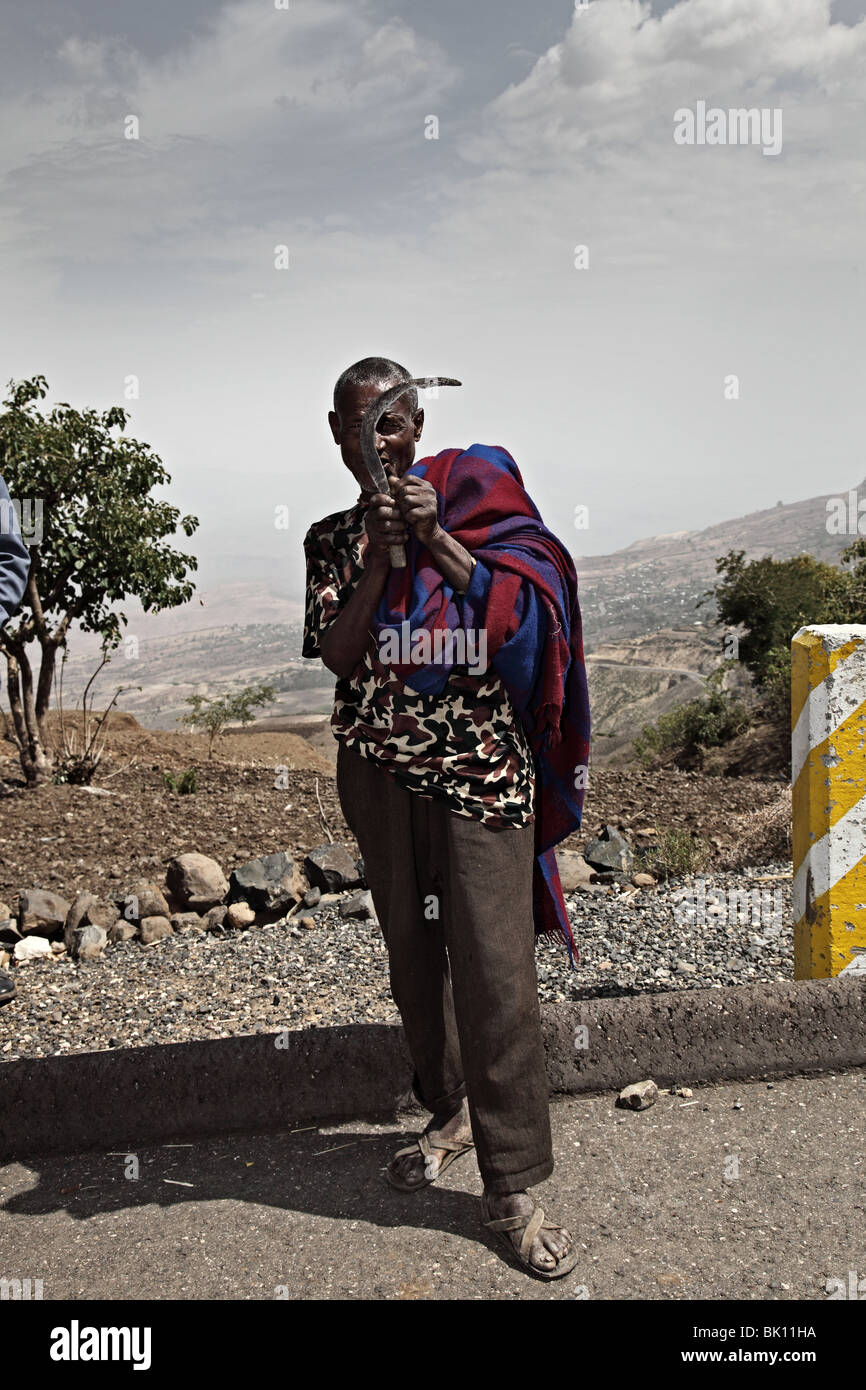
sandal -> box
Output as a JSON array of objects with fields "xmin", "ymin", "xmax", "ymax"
[
  {"xmin": 385, "ymin": 1130, "xmax": 475, "ymax": 1192},
  {"xmin": 481, "ymin": 1193, "xmax": 579, "ymax": 1280}
]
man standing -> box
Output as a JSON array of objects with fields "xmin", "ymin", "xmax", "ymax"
[
  {"xmin": 0, "ymin": 473, "xmax": 32, "ymax": 1006},
  {"xmin": 302, "ymin": 357, "xmax": 589, "ymax": 1279}
]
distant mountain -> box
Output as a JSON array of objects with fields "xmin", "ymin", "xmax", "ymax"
[{"xmin": 576, "ymin": 480, "xmax": 863, "ymax": 647}]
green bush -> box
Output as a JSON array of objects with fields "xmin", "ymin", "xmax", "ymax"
[
  {"xmin": 635, "ymin": 828, "xmax": 713, "ymax": 879},
  {"xmin": 757, "ymin": 645, "xmax": 791, "ymax": 724},
  {"xmin": 632, "ymin": 667, "xmax": 750, "ymax": 766},
  {"xmin": 163, "ymin": 767, "xmax": 198, "ymax": 794}
]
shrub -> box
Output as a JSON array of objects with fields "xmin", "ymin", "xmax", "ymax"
[
  {"xmin": 636, "ymin": 827, "xmax": 713, "ymax": 879},
  {"xmin": 632, "ymin": 667, "xmax": 750, "ymax": 767},
  {"xmin": 163, "ymin": 767, "xmax": 198, "ymax": 794}
]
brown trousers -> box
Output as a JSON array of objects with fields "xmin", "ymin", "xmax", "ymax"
[{"xmin": 336, "ymin": 739, "xmax": 553, "ymax": 1194}]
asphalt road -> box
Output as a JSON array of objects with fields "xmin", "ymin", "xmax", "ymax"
[{"xmin": 1, "ymin": 1069, "xmax": 864, "ymax": 1301}]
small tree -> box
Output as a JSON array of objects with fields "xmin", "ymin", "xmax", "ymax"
[
  {"xmin": 707, "ymin": 549, "xmax": 848, "ymax": 686},
  {"xmin": 709, "ymin": 543, "xmax": 866, "ymax": 722},
  {"xmin": 0, "ymin": 377, "xmax": 199, "ymax": 785},
  {"xmin": 181, "ymin": 682, "xmax": 277, "ymax": 758}
]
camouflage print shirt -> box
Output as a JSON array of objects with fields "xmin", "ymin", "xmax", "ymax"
[{"xmin": 302, "ymin": 500, "xmax": 535, "ymax": 827}]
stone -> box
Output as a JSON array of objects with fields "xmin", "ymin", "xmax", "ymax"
[
  {"xmin": 50, "ymin": 941, "xmax": 67, "ymax": 955},
  {"xmin": 65, "ymin": 894, "xmax": 119, "ymax": 949},
  {"xmin": 108, "ymin": 920, "xmax": 138, "ymax": 944},
  {"xmin": 83, "ymin": 900, "xmax": 119, "ymax": 930},
  {"xmin": 65, "ymin": 892, "xmax": 96, "ymax": 942},
  {"xmin": 632, "ymin": 872, "xmax": 657, "ymax": 888},
  {"xmin": 303, "ymin": 886, "xmax": 321, "ymax": 908},
  {"xmin": 298, "ymin": 916, "xmax": 317, "ymax": 929},
  {"xmin": 0, "ymin": 950, "xmax": 9, "ymax": 968},
  {"xmin": 304, "ymin": 844, "xmax": 362, "ymax": 894},
  {"xmin": 227, "ymin": 852, "xmax": 304, "ymax": 914},
  {"xmin": 170, "ymin": 912, "xmax": 206, "ymax": 933},
  {"xmin": 13, "ymin": 935, "xmax": 52, "ymax": 962},
  {"xmin": 556, "ymin": 849, "xmax": 598, "ymax": 893},
  {"xmin": 203, "ymin": 905, "xmax": 228, "ymax": 931},
  {"xmin": 0, "ymin": 919, "xmax": 21, "ymax": 944},
  {"xmin": 616, "ymin": 1079, "xmax": 659, "ymax": 1111},
  {"xmin": 165, "ymin": 854, "xmax": 228, "ymax": 911},
  {"xmin": 225, "ymin": 901, "xmax": 256, "ymax": 929},
  {"xmin": 0, "ymin": 901, "xmax": 11, "ymax": 919},
  {"xmin": 584, "ymin": 826, "xmax": 635, "ymax": 876},
  {"xmin": 119, "ymin": 880, "xmax": 170, "ymax": 921},
  {"xmin": 19, "ymin": 888, "xmax": 71, "ymax": 935},
  {"xmin": 676, "ymin": 960, "xmax": 698, "ymax": 974},
  {"xmin": 71, "ymin": 925, "xmax": 108, "ymax": 961},
  {"xmin": 139, "ymin": 915, "xmax": 174, "ymax": 945},
  {"xmin": 339, "ymin": 889, "xmax": 376, "ymax": 921}
]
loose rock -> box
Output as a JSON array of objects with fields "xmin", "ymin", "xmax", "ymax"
[
  {"xmin": 227, "ymin": 851, "xmax": 303, "ymax": 914},
  {"xmin": 339, "ymin": 890, "xmax": 376, "ymax": 921},
  {"xmin": 617, "ymin": 1079, "xmax": 659, "ymax": 1111},
  {"xmin": 72, "ymin": 925, "xmax": 108, "ymax": 961},
  {"xmin": 556, "ymin": 850, "xmax": 598, "ymax": 892},
  {"xmin": 584, "ymin": 826, "xmax": 635, "ymax": 875},
  {"xmin": 170, "ymin": 912, "xmax": 206, "ymax": 933},
  {"xmin": 120, "ymin": 880, "xmax": 171, "ymax": 921},
  {"xmin": 19, "ymin": 888, "xmax": 71, "ymax": 935},
  {"xmin": 13, "ymin": 935, "xmax": 52, "ymax": 962},
  {"xmin": 140, "ymin": 915, "xmax": 174, "ymax": 945},
  {"xmin": 108, "ymin": 920, "xmax": 138, "ymax": 945},
  {"xmin": 304, "ymin": 843, "xmax": 362, "ymax": 893},
  {"xmin": 225, "ymin": 902, "xmax": 256, "ymax": 929},
  {"xmin": 165, "ymin": 854, "xmax": 229, "ymax": 911},
  {"xmin": 83, "ymin": 900, "xmax": 119, "ymax": 930}
]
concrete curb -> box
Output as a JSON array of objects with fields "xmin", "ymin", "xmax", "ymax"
[{"xmin": 2, "ymin": 977, "xmax": 865, "ymax": 1159}]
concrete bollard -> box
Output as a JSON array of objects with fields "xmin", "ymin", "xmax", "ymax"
[{"xmin": 791, "ymin": 625, "xmax": 866, "ymax": 978}]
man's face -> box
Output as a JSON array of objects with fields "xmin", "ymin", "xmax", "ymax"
[{"xmin": 328, "ymin": 379, "xmax": 424, "ymax": 493}]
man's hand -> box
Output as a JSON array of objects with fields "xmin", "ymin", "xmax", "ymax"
[
  {"xmin": 364, "ymin": 490, "xmax": 409, "ymax": 559},
  {"xmin": 391, "ymin": 476, "xmax": 441, "ymax": 546}
]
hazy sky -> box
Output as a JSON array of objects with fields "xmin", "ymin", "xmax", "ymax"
[{"xmin": 1, "ymin": 0, "xmax": 864, "ymax": 598}]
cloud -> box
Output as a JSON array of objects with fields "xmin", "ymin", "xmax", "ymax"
[
  {"xmin": 0, "ymin": 1, "xmax": 457, "ymax": 267},
  {"xmin": 450, "ymin": 0, "xmax": 866, "ymax": 268}
]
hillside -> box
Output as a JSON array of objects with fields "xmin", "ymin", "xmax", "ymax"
[{"xmin": 576, "ymin": 481, "xmax": 863, "ymax": 647}]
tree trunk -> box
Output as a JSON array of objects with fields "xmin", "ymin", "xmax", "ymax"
[
  {"xmin": 3, "ymin": 646, "xmax": 52, "ymax": 785},
  {"xmin": 35, "ymin": 635, "xmax": 57, "ymax": 750}
]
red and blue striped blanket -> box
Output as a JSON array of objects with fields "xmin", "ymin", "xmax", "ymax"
[{"xmin": 371, "ymin": 443, "xmax": 591, "ymax": 964}]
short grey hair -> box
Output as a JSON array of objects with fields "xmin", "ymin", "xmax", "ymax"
[{"xmin": 332, "ymin": 356, "xmax": 418, "ymax": 416}]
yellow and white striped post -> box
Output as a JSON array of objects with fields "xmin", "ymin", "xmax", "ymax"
[{"xmin": 792, "ymin": 625, "xmax": 866, "ymax": 978}]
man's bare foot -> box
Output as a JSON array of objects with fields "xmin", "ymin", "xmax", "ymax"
[
  {"xmin": 387, "ymin": 1098, "xmax": 473, "ymax": 1187},
  {"xmin": 483, "ymin": 1189, "xmax": 573, "ymax": 1274}
]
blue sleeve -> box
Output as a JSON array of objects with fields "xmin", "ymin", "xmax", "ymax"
[{"xmin": 0, "ymin": 474, "xmax": 31, "ymax": 630}]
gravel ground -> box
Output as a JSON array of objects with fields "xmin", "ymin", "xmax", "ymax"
[{"xmin": 0, "ymin": 862, "xmax": 793, "ymax": 1063}]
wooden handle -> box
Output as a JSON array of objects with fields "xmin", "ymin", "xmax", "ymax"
[{"xmin": 389, "ymin": 542, "xmax": 407, "ymax": 568}]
